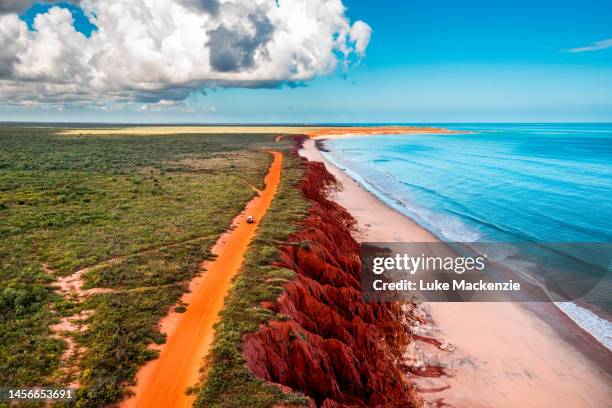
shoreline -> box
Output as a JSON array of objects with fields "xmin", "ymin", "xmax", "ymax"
[
  {"xmin": 319, "ymin": 137, "xmax": 612, "ymax": 351},
  {"xmin": 306, "ymin": 126, "xmax": 466, "ymax": 139},
  {"xmin": 299, "ymin": 138, "xmax": 612, "ymax": 407},
  {"xmin": 56, "ymin": 124, "xmax": 465, "ymax": 136},
  {"xmin": 316, "ymin": 133, "xmax": 612, "ymax": 352}
]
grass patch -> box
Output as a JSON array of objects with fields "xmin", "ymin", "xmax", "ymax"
[
  {"xmin": 196, "ymin": 152, "xmax": 311, "ymax": 407},
  {"xmin": 0, "ymin": 126, "xmax": 287, "ymax": 406}
]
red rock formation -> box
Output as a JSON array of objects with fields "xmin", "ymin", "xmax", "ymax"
[{"xmin": 243, "ymin": 150, "xmax": 423, "ymax": 408}]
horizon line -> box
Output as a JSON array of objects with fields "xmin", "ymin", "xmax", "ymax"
[{"xmin": 2, "ymin": 121, "xmax": 612, "ymax": 126}]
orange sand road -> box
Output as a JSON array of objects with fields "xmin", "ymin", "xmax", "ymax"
[{"xmin": 122, "ymin": 151, "xmax": 283, "ymax": 408}]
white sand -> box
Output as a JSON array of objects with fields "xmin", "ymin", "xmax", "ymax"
[
  {"xmin": 300, "ymin": 138, "xmax": 612, "ymax": 408},
  {"xmin": 57, "ymin": 125, "xmax": 458, "ymax": 136}
]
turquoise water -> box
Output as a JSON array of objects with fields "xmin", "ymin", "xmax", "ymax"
[{"xmin": 323, "ymin": 123, "xmax": 612, "ymax": 347}]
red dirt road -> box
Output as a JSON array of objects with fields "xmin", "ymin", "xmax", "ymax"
[{"xmin": 122, "ymin": 151, "xmax": 283, "ymax": 408}]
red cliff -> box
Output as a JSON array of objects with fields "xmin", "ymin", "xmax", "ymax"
[{"xmin": 242, "ymin": 155, "xmax": 423, "ymax": 408}]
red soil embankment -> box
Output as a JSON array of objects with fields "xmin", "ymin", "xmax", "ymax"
[{"xmin": 243, "ymin": 152, "xmax": 422, "ymax": 407}]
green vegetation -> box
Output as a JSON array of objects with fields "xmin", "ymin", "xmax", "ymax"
[
  {"xmin": 0, "ymin": 126, "xmax": 284, "ymax": 407},
  {"xmin": 196, "ymin": 152, "xmax": 311, "ymax": 407}
]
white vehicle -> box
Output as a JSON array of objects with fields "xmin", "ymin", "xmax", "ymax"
[{"xmin": 246, "ymin": 215, "xmax": 255, "ymax": 224}]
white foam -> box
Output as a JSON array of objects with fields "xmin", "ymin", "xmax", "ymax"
[
  {"xmin": 323, "ymin": 143, "xmax": 612, "ymax": 352},
  {"xmin": 321, "ymin": 150, "xmax": 481, "ymax": 243},
  {"xmin": 554, "ymin": 301, "xmax": 612, "ymax": 351}
]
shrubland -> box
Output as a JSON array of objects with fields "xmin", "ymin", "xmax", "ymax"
[{"xmin": 0, "ymin": 126, "xmax": 282, "ymax": 406}]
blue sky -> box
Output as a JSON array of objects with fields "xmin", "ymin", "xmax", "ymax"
[
  {"xmin": 20, "ymin": 2, "xmax": 97, "ymax": 36},
  {"xmin": 4, "ymin": 0, "xmax": 612, "ymax": 123}
]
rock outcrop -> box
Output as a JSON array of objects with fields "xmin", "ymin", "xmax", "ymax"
[{"xmin": 243, "ymin": 154, "xmax": 423, "ymax": 408}]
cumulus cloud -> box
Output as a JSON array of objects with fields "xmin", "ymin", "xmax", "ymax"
[
  {"xmin": 0, "ymin": 0, "xmax": 371, "ymax": 107},
  {"xmin": 181, "ymin": 0, "xmax": 220, "ymax": 16},
  {"xmin": 0, "ymin": 0, "xmax": 75, "ymax": 15},
  {"xmin": 0, "ymin": 0, "xmax": 36, "ymax": 14},
  {"xmin": 349, "ymin": 20, "xmax": 372, "ymax": 56},
  {"xmin": 566, "ymin": 38, "xmax": 612, "ymax": 53},
  {"xmin": 207, "ymin": 14, "xmax": 275, "ymax": 73}
]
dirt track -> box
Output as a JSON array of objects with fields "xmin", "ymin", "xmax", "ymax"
[{"xmin": 122, "ymin": 151, "xmax": 283, "ymax": 408}]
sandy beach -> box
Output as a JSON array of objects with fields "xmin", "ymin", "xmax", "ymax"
[
  {"xmin": 56, "ymin": 125, "xmax": 462, "ymax": 136},
  {"xmin": 300, "ymin": 138, "xmax": 612, "ymax": 408}
]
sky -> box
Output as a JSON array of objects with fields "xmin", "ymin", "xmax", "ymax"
[{"xmin": 0, "ymin": 0, "xmax": 611, "ymax": 123}]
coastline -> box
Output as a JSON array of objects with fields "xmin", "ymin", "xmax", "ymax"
[
  {"xmin": 299, "ymin": 138, "xmax": 612, "ymax": 407},
  {"xmin": 306, "ymin": 126, "xmax": 465, "ymax": 139},
  {"xmin": 56, "ymin": 124, "xmax": 465, "ymax": 136}
]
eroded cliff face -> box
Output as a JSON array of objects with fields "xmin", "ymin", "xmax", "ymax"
[{"xmin": 243, "ymin": 156, "xmax": 423, "ymax": 408}]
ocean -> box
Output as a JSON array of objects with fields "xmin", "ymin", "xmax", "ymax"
[{"xmin": 322, "ymin": 123, "xmax": 612, "ymax": 349}]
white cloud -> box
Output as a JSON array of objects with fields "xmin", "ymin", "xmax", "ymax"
[
  {"xmin": 0, "ymin": 0, "xmax": 38, "ymax": 14},
  {"xmin": 566, "ymin": 38, "xmax": 612, "ymax": 53},
  {"xmin": 349, "ymin": 20, "xmax": 372, "ymax": 56},
  {"xmin": 0, "ymin": 0, "xmax": 371, "ymax": 107},
  {"xmin": 0, "ymin": 0, "xmax": 74, "ymax": 15},
  {"xmin": 137, "ymin": 99, "xmax": 194, "ymax": 112}
]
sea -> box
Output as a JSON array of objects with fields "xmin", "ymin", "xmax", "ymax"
[{"xmin": 321, "ymin": 123, "xmax": 612, "ymax": 349}]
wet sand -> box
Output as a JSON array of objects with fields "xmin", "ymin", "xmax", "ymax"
[
  {"xmin": 300, "ymin": 139, "xmax": 612, "ymax": 408},
  {"xmin": 121, "ymin": 151, "xmax": 283, "ymax": 408}
]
